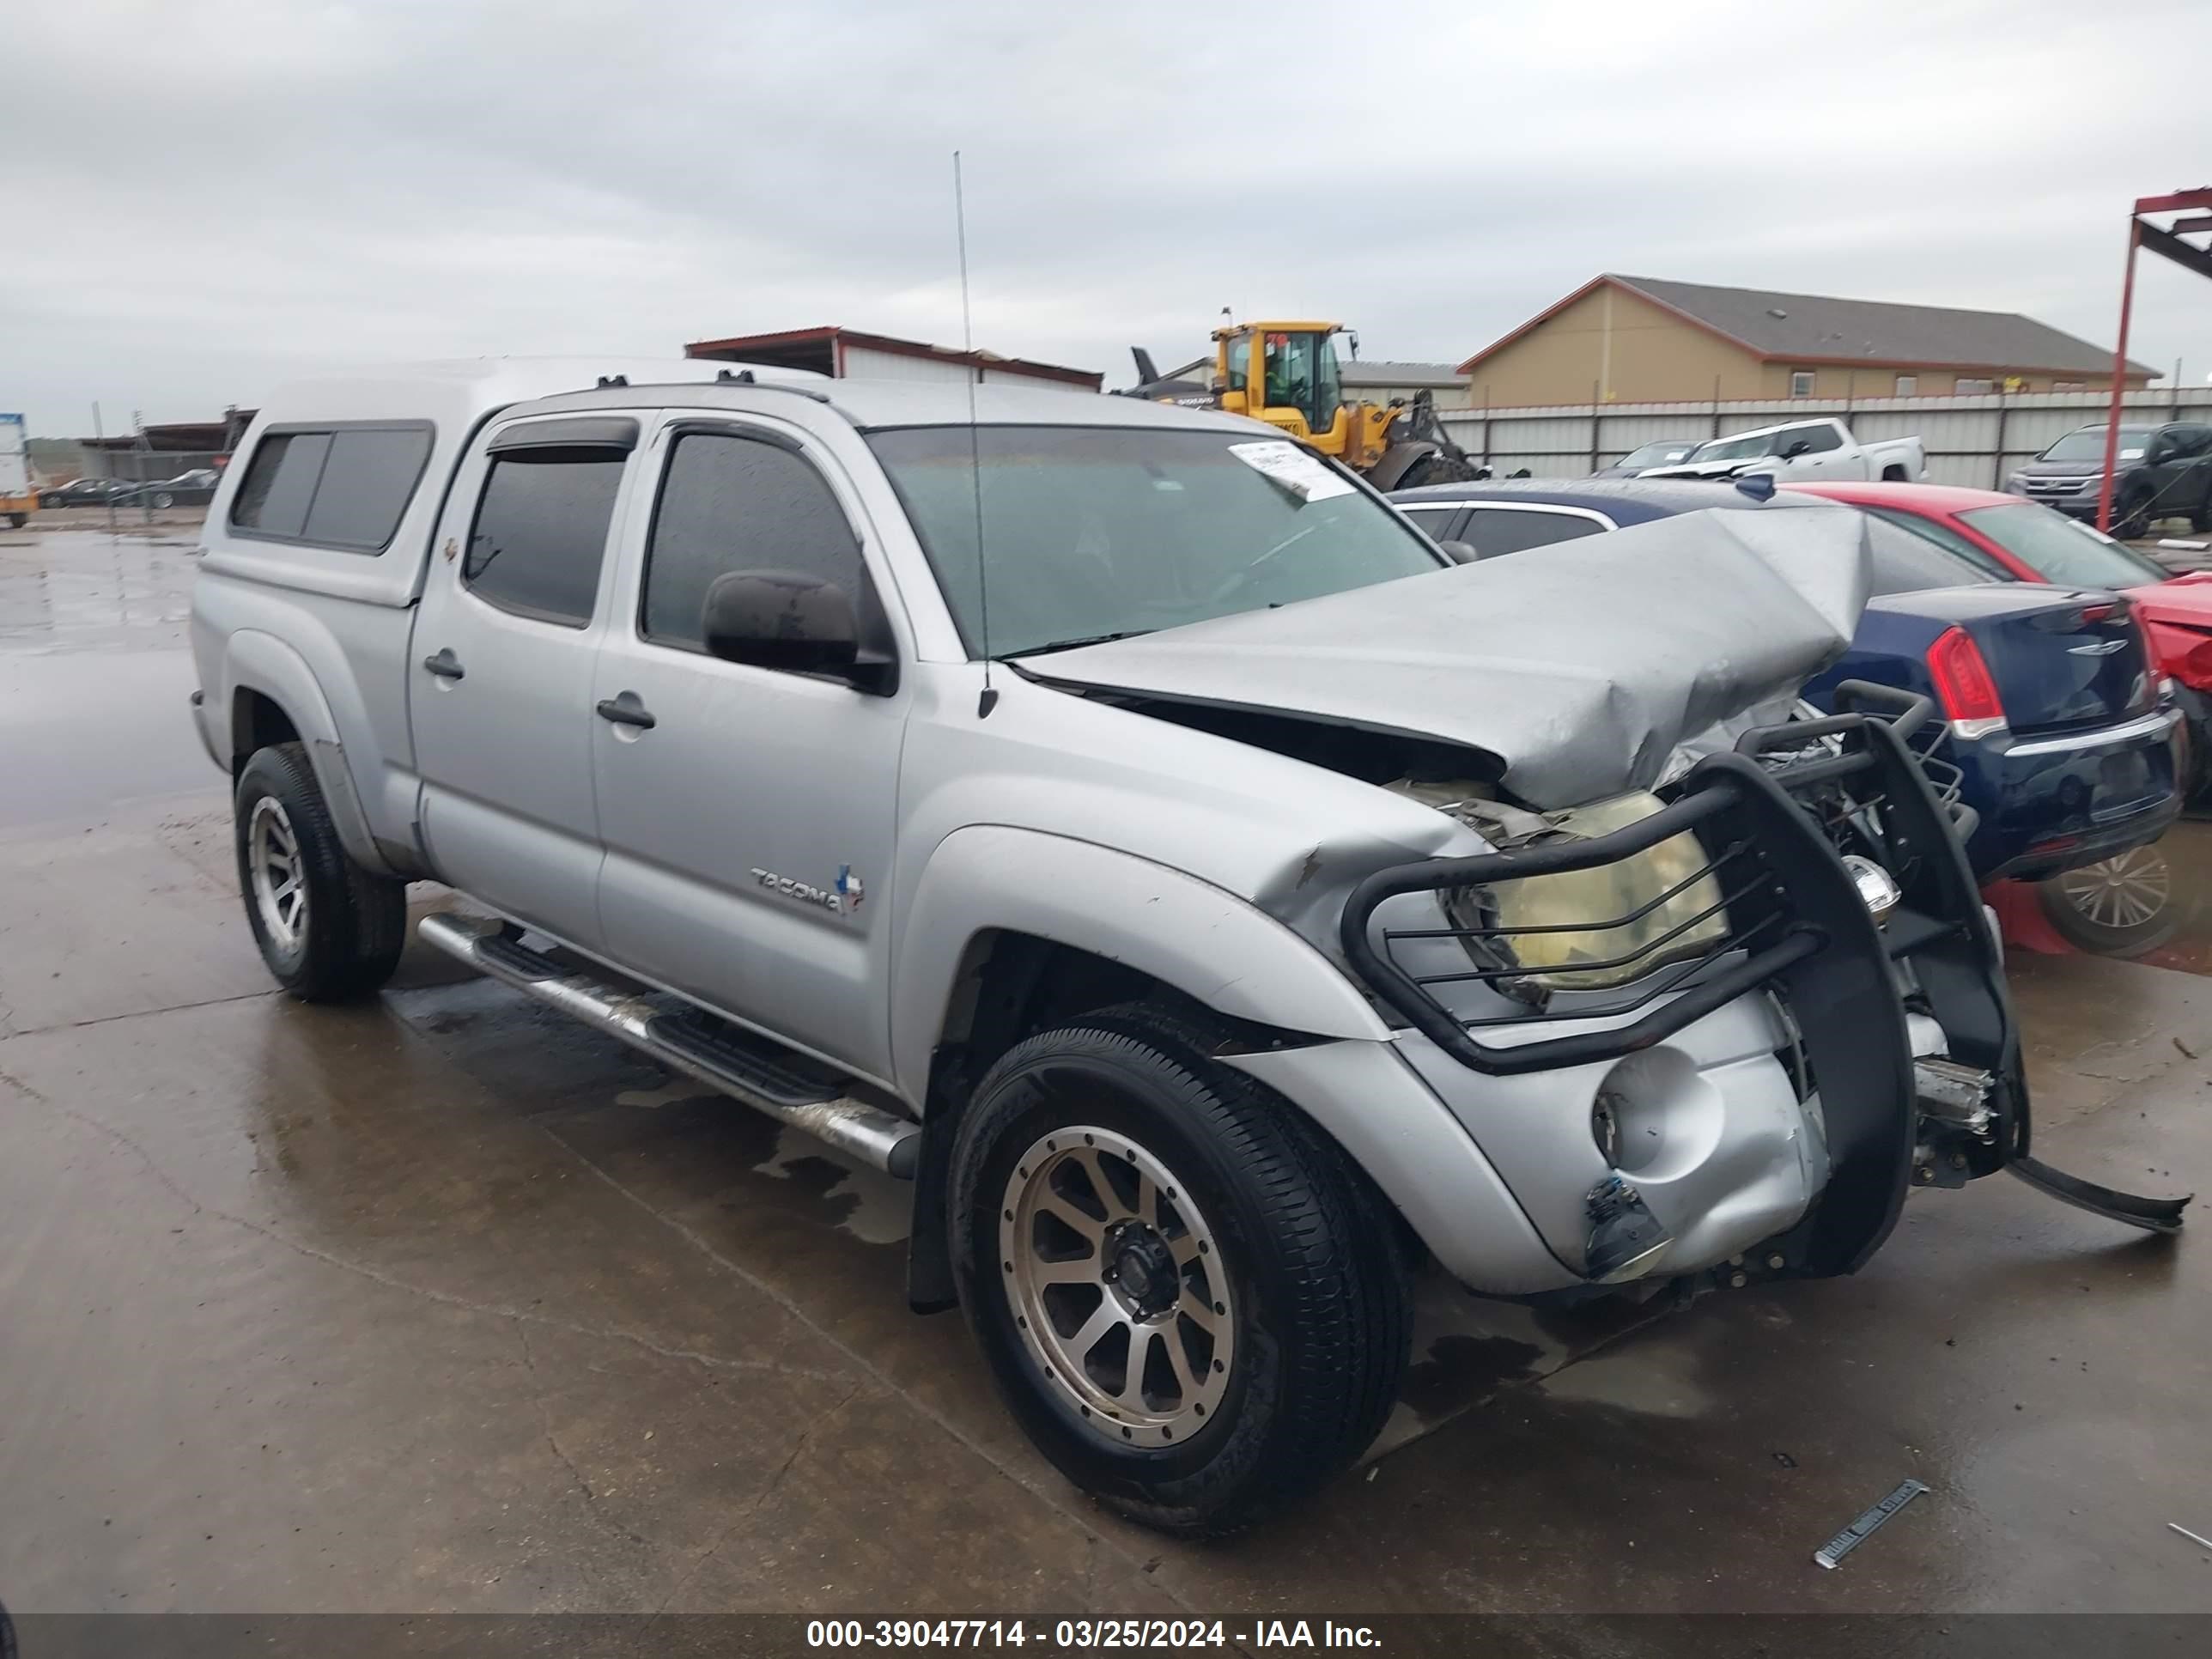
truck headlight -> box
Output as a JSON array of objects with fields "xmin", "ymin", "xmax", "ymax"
[
  {"xmin": 2004, "ymin": 474, "xmax": 2027, "ymax": 495},
  {"xmin": 1443, "ymin": 793, "xmax": 1729, "ymax": 993}
]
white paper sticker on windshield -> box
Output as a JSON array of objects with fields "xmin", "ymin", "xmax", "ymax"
[{"xmin": 1228, "ymin": 440, "xmax": 1355, "ymax": 503}]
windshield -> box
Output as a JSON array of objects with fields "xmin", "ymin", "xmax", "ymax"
[
  {"xmin": 2040, "ymin": 427, "xmax": 2153, "ymax": 465},
  {"xmin": 866, "ymin": 425, "xmax": 1445, "ymax": 658},
  {"xmin": 1958, "ymin": 502, "xmax": 2167, "ymax": 588},
  {"xmin": 1618, "ymin": 440, "xmax": 1695, "ymax": 469},
  {"xmin": 1686, "ymin": 430, "xmax": 1778, "ymax": 462}
]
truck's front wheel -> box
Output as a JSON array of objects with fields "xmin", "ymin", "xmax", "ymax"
[
  {"xmin": 949, "ymin": 1009, "xmax": 1407, "ymax": 1537},
  {"xmin": 234, "ymin": 742, "xmax": 407, "ymax": 1001}
]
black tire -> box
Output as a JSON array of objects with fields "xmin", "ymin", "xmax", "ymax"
[
  {"xmin": 5, "ymin": 514, "xmax": 22, "ymax": 530},
  {"xmin": 234, "ymin": 742, "xmax": 407, "ymax": 1000},
  {"xmin": 1392, "ymin": 452, "xmax": 1480, "ymax": 490},
  {"xmin": 949, "ymin": 1006, "xmax": 1408, "ymax": 1537},
  {"xmin": 2112, "ymin": 489, "xmax": 2153, "ymax": 541},
  {"xmin": 152, "ymin": 491, "xmax": 174, "ymax": 508},
  {"xmin": 2036, "ymin": 843, "xmax": 2194, "ymax": 957},
  {"xmin": 1881, "ymin": 465, "xmax": 1909, "ymax": 482}
]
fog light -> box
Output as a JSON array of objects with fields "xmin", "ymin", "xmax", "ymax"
[{"xmin": 1843, "ymin": 854, "xmax": 1900, "ymax": 926}]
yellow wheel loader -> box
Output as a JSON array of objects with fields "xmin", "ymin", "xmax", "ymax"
[{"xmin": 1127, "ymin": 321, "xmax": 1484, "ymax": 490}]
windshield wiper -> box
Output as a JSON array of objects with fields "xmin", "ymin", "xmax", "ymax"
[{"xmin": 1003, "ymin": 629, "xmax": 1154, "ymax": 659}]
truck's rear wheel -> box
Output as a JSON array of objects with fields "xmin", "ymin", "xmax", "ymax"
[
  {"xmin": 949, "ymin": 1007, "xmax": 1407, "ymax": 1537},
  {"xmin": 234, "ymin": 742, "xmax": 407, "ymax": 1000}
]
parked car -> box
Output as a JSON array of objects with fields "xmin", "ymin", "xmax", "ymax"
[
  {"xmin": 192, "ymin": 360, "xmax": 2063, "ymax": 1534},
  {"xmin": 127, "ymin": 467, "xmax": 222, "ymax": 508},
  {"xmin": 37, "ymin": 477, "xmax": 136, "ymax": 508},
  {"xmin": 1639, "ymin": 417, "xmax": 1924, "ymax": 483},
  {"xmin": 2003, "ymin": 420, "xmax": 2212, "ymax": 538},
  {"xmin": 1591, "ymin": 438, "xmax": 1698, "ymax": 478},
  {"xmin": 1794, "ymin": 480, "xmax": 2206, "ymax": 954},
  {"xmin": 1391, "ymin": 478, "xmax": 2182, "ymax": 949}
]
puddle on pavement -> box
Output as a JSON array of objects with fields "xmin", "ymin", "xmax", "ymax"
[{"xmin": 0, "ymin": 526, "xmax": 199, "ymax": 653}]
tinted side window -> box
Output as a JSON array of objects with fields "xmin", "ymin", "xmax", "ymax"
[
  {"xmin": 464, "ymin": 447, "xmax": 628, "ymax": 627},
  {"xmin": 228, "ymin": 425, "xmax": 431, "ymax": 550},
  {"xmin": 1397, "ymin": 505, "xmax": 1462, "ymax": 543},
  {"xmin": 1465, "ymin": 507, "xmax": 1604, "ymax": 557},
  {"xmin": 641, "ymin": 432, "xmax": 863, "ymax": 651},
  {"xmin": 1788, "ymin": 423, "xmax": 1843, "ymax": 454},
  {"xmin": 1863, "ymin": 506, "xmax": 2013, "ymax": 579},
  {"xmin": 302, "ymin": 428, "xmax": 434, "ymax": 548},
  {"xmin": 231, "ymin": 432, "xmax": 331, "ymax": 538},
  {"xmin": 1863, "ymin": 517, "xmax": 1996, "ymax": 596}
]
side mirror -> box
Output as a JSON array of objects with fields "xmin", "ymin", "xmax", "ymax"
[
  {"xmin": 1781, "ymin": 439, "xmax": 1813, "ymax": 460},
  {"xmin": 1437, "ymin": 539, "xmax": 1480, "ymax": 564},
  {"xmin": 701, "ymin": 569, "xmax": 896, "ymax": 692}
]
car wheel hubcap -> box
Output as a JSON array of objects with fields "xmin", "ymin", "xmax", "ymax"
[
  {"xmin": 1000, "ymin": 1125, "xmax": 1234, "ymax": 1448},
  {"xmin": 2058, "ymin": 847, "xmax": 2171, "ymax": 931},
  {"xmin": 248, "ymin": 797, "xmax": 309, "ymax": 953}
]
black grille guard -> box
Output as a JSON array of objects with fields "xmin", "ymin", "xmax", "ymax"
[{"xmin": 1340, "ymin": 681, "xmax": 2027, "ymax": 1277}]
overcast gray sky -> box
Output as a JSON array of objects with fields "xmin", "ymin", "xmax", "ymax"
[{"xmin": 6, "ymin": 0, "xmax": 2209, "ymax": 434}]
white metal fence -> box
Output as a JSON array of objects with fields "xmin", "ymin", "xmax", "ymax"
[{"xmin": 1437, "ymin": 388, "xmax": 2212, "ymax": 486}]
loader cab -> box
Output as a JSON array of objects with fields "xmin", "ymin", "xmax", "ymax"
[{"xmin": 1215, "ymin": 322, "xmax": 1351, "ymax": 456}]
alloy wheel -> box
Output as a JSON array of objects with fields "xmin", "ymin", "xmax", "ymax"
[
  {"xmin": 999, "ymin": 1125, "xmax": 1234, "ymax": 1448},
  {"xmin": 2057, "ymin": 846, "xmax": 2172, "ymax": 931},
  {"xmin": 247, "ymin": 795, "xmax": 309, "ymax": 953}
]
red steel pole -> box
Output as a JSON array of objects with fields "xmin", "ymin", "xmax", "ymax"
[{"xmin": 2096, "ymin": 216, "xmax": 2142, "ymax": 534}]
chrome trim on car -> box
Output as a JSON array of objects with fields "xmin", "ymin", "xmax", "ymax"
[{"xmin": 2002, "ymin": 705, "xmax": 2180, "ymax": 758}]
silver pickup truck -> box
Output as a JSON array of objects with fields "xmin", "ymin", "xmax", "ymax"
[{"xmin": 188, "ymin": 360, "xmax": 2160, "ymax": 1536}]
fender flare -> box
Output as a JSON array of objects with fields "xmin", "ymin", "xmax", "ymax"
[
  {"xmin": 1364, "ymin": 440, "xmax": 1444, "ymax": 493},
  {"xmin": 889, "ymin": 825, "xmax": 1389, "ymax": 1103},
  {"xmin": 223, "ymin": 629, "xmax": 396, "ymax": 877}
]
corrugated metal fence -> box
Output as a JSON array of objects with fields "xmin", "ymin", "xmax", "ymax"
[{"xmin": 1437, "ymin": 389, "xmax": 2212, "ymax": 486}]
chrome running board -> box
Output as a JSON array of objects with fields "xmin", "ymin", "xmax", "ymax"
[{"xmin": 416, "ymin": 912, "xmax": 920, "ymax": 1178}]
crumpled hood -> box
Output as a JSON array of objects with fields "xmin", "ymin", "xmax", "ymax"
[{"xmin": 1026, "ymin": 505, "xmax": 1872, "ymax": 810}]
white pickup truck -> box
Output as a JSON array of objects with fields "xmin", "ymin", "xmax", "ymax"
[{"xmin": 1639, "ymin": 416, "xmax": 1924, "ymax": 484}]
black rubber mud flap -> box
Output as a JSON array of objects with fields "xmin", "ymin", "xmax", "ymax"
[{"xmin": 2008, "ymin": 1155, "xmax": 2191, "ymax": 1235}]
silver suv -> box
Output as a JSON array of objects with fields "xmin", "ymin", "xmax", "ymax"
[{"xmin": 188, "ymin": 360, "xmax": 2082, "ymax": 1534}]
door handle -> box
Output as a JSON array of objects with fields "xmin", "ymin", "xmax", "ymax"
[
  {"xmin": 422, "ymin": 648, "xmax": 465, "ymax": 680},
  {"xmin": 596, "ymin": 694, "xmax": 657, "ymax": 730}
]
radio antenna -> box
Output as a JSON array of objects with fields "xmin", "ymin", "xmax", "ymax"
[{"xmin": 954, "ymin": 150, "xmax": 996, "ymax": 718}]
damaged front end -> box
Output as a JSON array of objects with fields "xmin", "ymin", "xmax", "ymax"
[{"xmin": 1343, "ymin": 681, "xmax": 2182, "ymax": 1292}]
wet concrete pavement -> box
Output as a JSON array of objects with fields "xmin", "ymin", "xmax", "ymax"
[{"xmin": 2, "ymin": 519, "xmax": 2209, "ymax": 1622}]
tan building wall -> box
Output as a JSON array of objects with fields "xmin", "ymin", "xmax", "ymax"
[
  {"xmin": 1466, "ymin": 280, "xmax": 2148, "ymax": 406},
  {"xmin": 1465, "ymin": 284, "xmax": 1766, "ymax": 407}
]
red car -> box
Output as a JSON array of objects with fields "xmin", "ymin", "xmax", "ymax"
[{"xmin": 1796, "ymin": 481, "xmax": 2202, "ymax": 955}]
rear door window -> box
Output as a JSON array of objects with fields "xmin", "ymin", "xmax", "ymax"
[
  {"xmin": 1861, "ymin": 506, "xmax": 2014, "ymax": 580},
  {"xmin": 1784, "ymin": 422, "xmax": 1843, "ymax": 455},
  {"xmin": 464, "ymin": 447, "xmax": 629, "ymax": 627},
  {"xmin": 1863, "ymin": 517, "xmax": 1996, "ymax": 595},
  {"xmin": 230, "ymin": 432, "xmax": 331, "ymax": 538},
  {"xmin": 229, "ymin": 424, "xmax": 431, "ymax": 550},
  {"xmin": 1396, "ymin": 504, "xmax": 1465, "ymax": 544},
  {"xmin": 1464, "ymin": 507, "xmax": 1607, "ymax": 556},
  {"xmin": 641, "ymin": 431, "xmax": 864, "ymax": 652}
]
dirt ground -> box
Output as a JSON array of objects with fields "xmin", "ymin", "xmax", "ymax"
[{"xmin": 1, "ymin": 515, "xmax": 2207, "ymax": 1643}]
